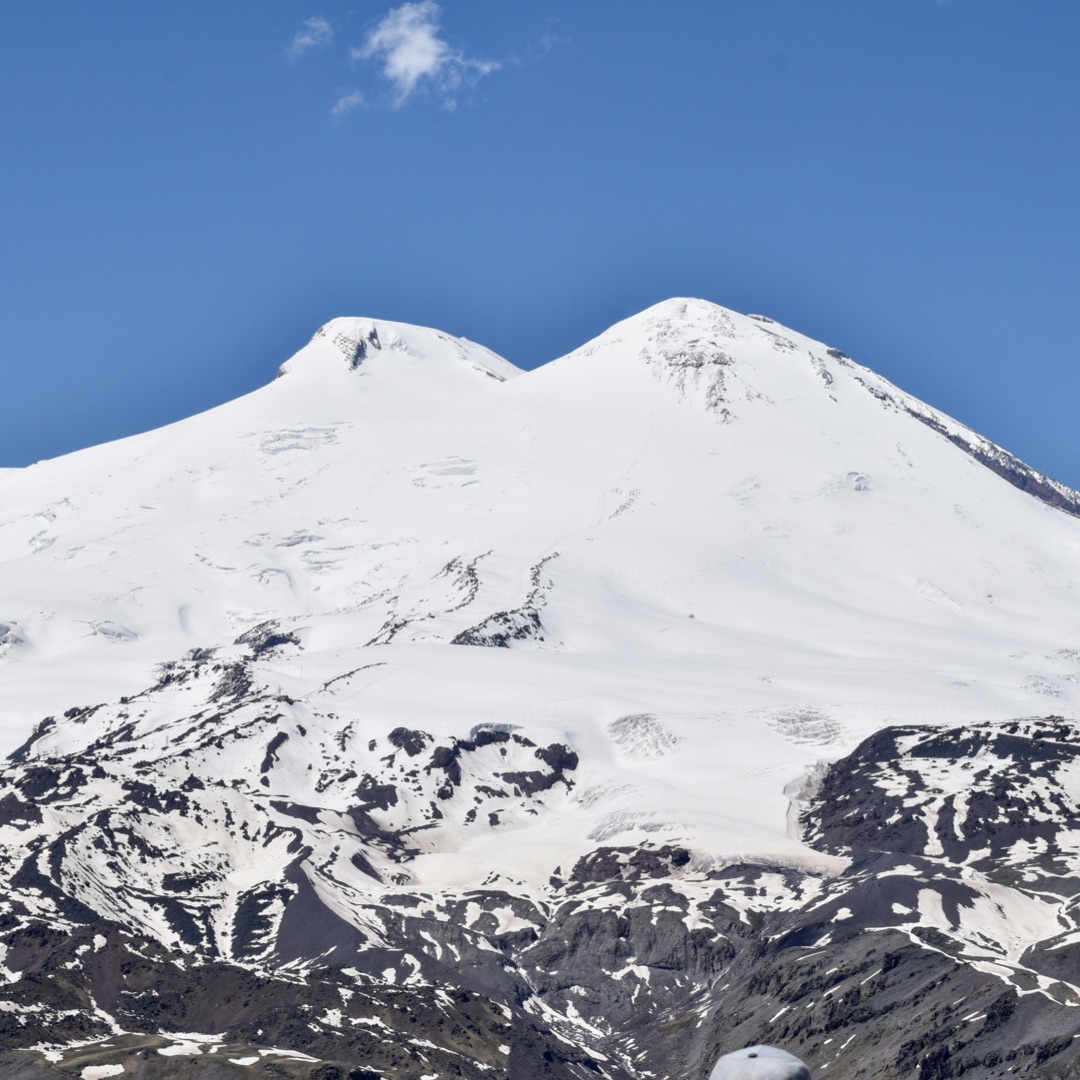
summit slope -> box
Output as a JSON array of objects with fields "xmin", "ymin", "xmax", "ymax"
[
  {"xmin": 2, "ymin": 298, "xmax": 1080, "ymax": 871},
  {"xmin": 1, "ymin": 299, "xmax": 1080, "ymax": 1078},
  {"xmin": 2, "ymin": 299, "xmax": 1078, "ymax": 748}
]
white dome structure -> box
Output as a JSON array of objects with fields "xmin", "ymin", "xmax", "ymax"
[{"xmin": 709, "ymin": 1045, "xmax": 812, "ymax": 1080}]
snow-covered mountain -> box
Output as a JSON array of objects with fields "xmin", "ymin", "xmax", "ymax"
[{"xmin": 1, "ymin": 299, "xmax": 1080, "ymax": 1080}]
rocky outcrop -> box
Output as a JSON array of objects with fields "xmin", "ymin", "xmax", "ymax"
[{"xmin": 4, "ymin": 689, "xmax": 1080, "ymax": 1078}]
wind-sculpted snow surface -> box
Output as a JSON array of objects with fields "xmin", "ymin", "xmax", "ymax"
[{"xmin": 2, "ymin": 300, "xmax": 1080, "ymax": 1077}]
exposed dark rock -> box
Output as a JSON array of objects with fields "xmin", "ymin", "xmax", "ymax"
[
  {"xmin": 387, "ymin": 727, "xmax": 431, "ymax": 757},
  {"xmin": 5, "ymin": 702, "xmax": 1080, "ymax": 1078},
  {"xmin": 260, "ymin": 730, "xmax": 290, "ymax": 773},
  {"xmin": 355, "ymin": 775, "xmax": 398, "ymax": 811},
  {"xmin": 0, "ymin": 792, "xmax": 41, "ymax": 827},
  {"xmin": 452, "ymin": 608, "xmax": 543, "ymax": 647},
  {"xmin": 570, "ymin": 845, "xmax": 692, "ymax": 883},
  {"xmin": 209, "ymin": 661, "xmax": 253, "ymax": 703},
  {"xmin": 904, "ymin": 405, "xmax": 1080, "ymax": 518},
  {"xmin": 235, "ymin": 621, "xmax": 302, "ymax": 656}
]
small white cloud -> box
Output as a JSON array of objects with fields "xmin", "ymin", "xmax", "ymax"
[
  {"xmin": 539, "ymin": 31, "xmax": 569, "ymax": 53},
  {"xmin": 352, "ymin": 1, "xmax": 499, "ymax": 107},
  {"xmin": 287, "ymin": 16, "xmax": 334, "ymax": 61},
  {"xmin": 331, "ymin": 89, "xmax": 364, "ymax": 117}
]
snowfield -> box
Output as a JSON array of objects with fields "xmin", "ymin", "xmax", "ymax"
[
  {"xmin": 2, "ymin": 298, "xmax": 1080, "ymax": 1079},
  {"xmin": 1, "ymin": 299, "xmax": 1078, "ymax": 880}
]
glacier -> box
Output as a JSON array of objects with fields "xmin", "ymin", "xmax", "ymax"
[{"xmin": 0, "ymin": 299, "xmax": 1079, "ymax": 1078}]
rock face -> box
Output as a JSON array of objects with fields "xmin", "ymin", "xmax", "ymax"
[
  {"xmin": 3, "ymin": 301, "xmax": 1080, "ymax": 1077},
  {"xmin": 3, "ymin": 700, "xmax": 1080, "ymax": 1078}
]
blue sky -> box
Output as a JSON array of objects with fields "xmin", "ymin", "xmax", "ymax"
[{"xmin": 2, "ymin": 2, "xmax": 1078, "ymax": 486}]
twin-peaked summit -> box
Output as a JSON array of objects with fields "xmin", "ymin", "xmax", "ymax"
[
  {"xmin": 0, "ymin": 297, "xmax": 1079, "ymax": 760},
  {"xmin": 276, "ymin": 296, "xmax": 1077, "ymax": 519},
  {"xmin": 273, "ymin": 292, "xmax": 1073, "ymax": 522},
  {"xmin": 275, "ymin": 297, "xmax": 853, "ymax": 417},
  {"xmin": 5, "ymin": 299, "xmax": 1080, "ymax": 1077}
]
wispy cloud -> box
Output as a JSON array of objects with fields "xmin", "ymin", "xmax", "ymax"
[
  {"xmin": 286, "ymin": 16, "xmax": 334, "ymax": 61},
  {"xmin": 331, "ymin": 89, "xmax": 364, "ymax": 117},
  {"xmin": 351, "ymin": 1, "xmax": 499, "ymax": 108},
  {"xmin": 539, "ymin": 30, "xmax": 570, "ymax": 54}
]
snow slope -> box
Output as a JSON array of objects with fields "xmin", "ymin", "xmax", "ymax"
[
  {"xmin": 2, "ymin": 298, "xmax": 1080, "ymax": 886},
  {"xmin": 4, "ymin": 298, "xmax": 1080, "ymax": 1078}
]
